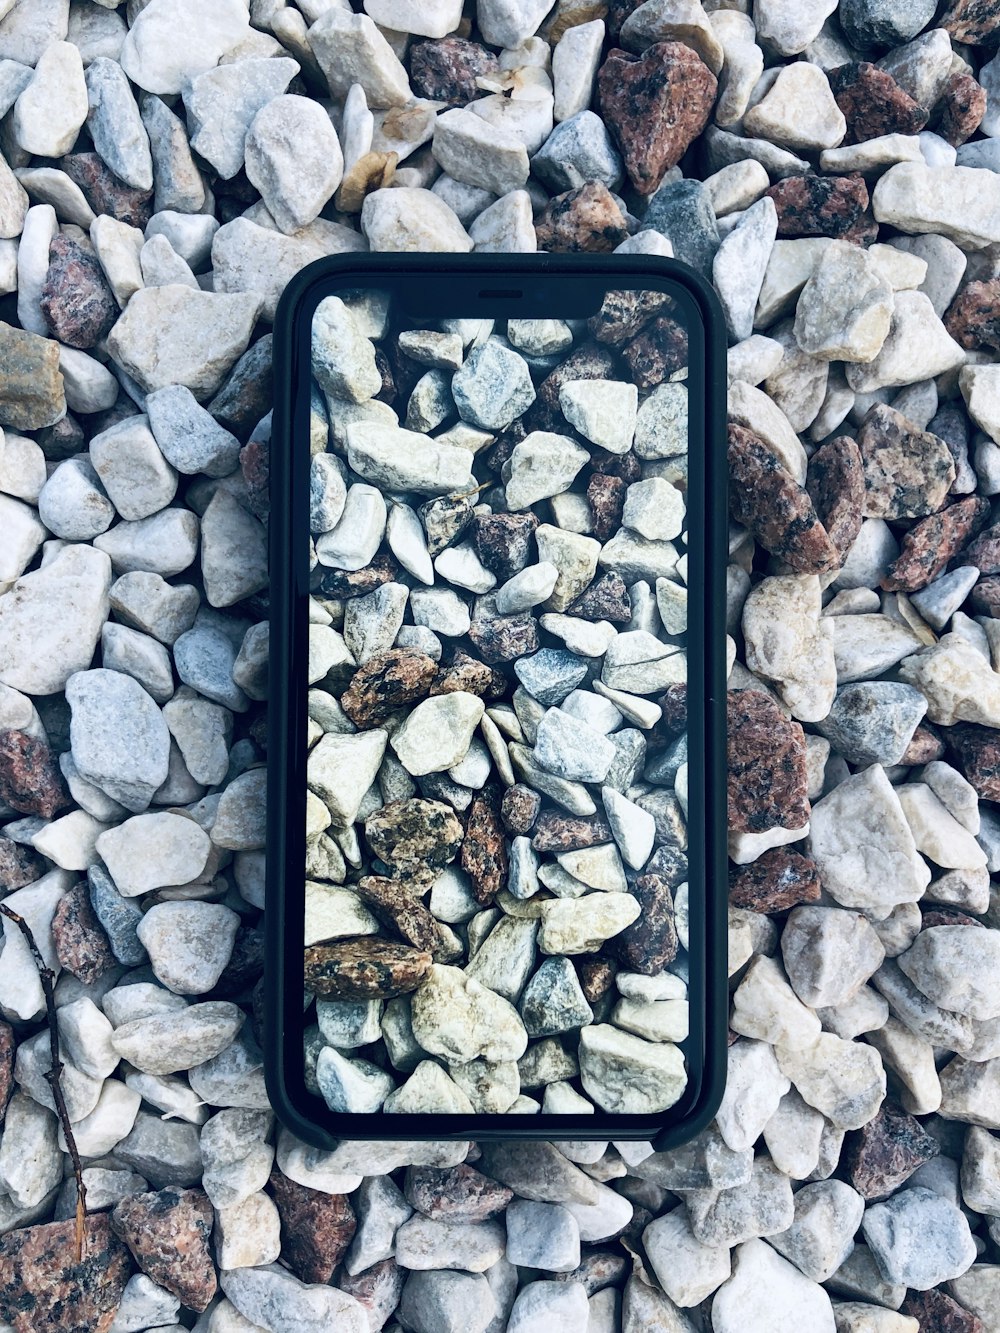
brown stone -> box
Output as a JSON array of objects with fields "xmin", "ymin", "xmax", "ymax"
[
  {"xmin": 591, "ymin": 450, "xmax": 643, "ymax": 483},
  {"xmin": 51, "ymin": 882, "xmax": 115, "ymax": 985},
  {"xmin": 461, "ymin": 789, "xmax": 507, "ymax": 904},
  {"xmin": 728, "ymin": 424, "xmax": 841, "ymax": 574},
  {"xmin": 268, "ymin": 1169, "xmax": 355, "ymax": 1284},
  {"xmin": 922, "ymin": 908, "xmax": 982, "ymax": 928},
  {"xmin": 111, "ymin": 1187, "xmax": 216, "ymax": 1312},
  {"xmin": 844, "ymin": 1102, "xmax": 939, "ymax": 1201},
  {"xmin": 0, "ymin": 321, "xmax": 67, "ymax": 431},
  {"xmin": 423, "ymin": 495, "xmax": 476, "ymax": 556},
  {"xmin": 211, "ymin": 924, "xmax": 264, "ymax": 999},
  {"xmin": 900, "ymin": 722, "xmax": 946, "ymax": 766},
  {"xmin": 240, "ymin": 435, "xmax": 269, "ymax": 521},
  {"xmin": 484, "ymin": 421, "xmax": 525, "ymax": 474},
  {"xmin": 829, "ymin": 61, "xmax": 929, "ymax": 143},
  {"xmin": 430, "ymin": 651, "xmax": 506, "ymax": 700},
  {"xmin": 901, "ymin": 1288, "xmax": 986, "ymax": 1332},
  {"xmin": 40, "ymin": 233, "xmax": 118, "ymax": 350},
  {"xmin": 587, "ymin": 472, "xmax": 626, "ymax": 543},
  {"xmin": 0, "ymin": 838, "xmax": 43, "ymax": 892},
  {"xmin": 606, "ymin": 0, "xmax": 644, "ymax": 36},
  {"xmin": 403, "ymin": 1164, "xmax": 514, "ymax": 1222},
  {"xmin": 533, "ymin": 341, "xmax": 618, "ymax": 431},
  {"xmin": 207, "ymin": 333, "xmax": 273, "ymax": 436},
  {"xmin": 588, "ymin": 288, "xmax": 673, "ymax": 345},
  {"xmin": 806, "ymin": 434, "xmax": 865, "ymax": 561},
  {"xmin": 945, "ymin": 279, "xmax": 1000, "ymax": 354},
  {"xmin": 620, "ymin": 314, "xmax": 689, "ymax": 391},
  {"xmin": 727, "ymin": 691, "xmax": 810, "ymax": 835},
  {"xmin": 971, "ymin": 575, "xmax": 1000, "ymax": 617},
  {"xmin": 576, "ymin": 956, "xmax": 617, "ymax": 1002},
  {"xmin": 0, "ymin": 1214, "xmax": 131, "ymax": 1333},
  {"xmin": 314, "ymin": 553, "xmax": 400, "ymax": 600},
  {"xmin": 765, "ymin": 173, "xmax": 876, "ymax": 242},
  {"xmin": 501, "ymin": 784, "xmax": 541, "ymax": 835},
  {"xmin": 472, "ymin": 511, "xmax": 538, "ymax": 579},
  {"xmin": 936, "ymin": 70, "xmax": 988, "ymax": 146},
  {"xmin": 858, "ymin": 404, "xmax": 957, "ymax": 520},
  {"xmin": 0, "ymin": 1024, "xmax": 13, "ymax": 1124},
  {"xmin": 940, "ymin": 0, "xmax": 1000, "ymax": 44},
  {"xmin": 948, "ymin": 724, "xmax": 1000, "ymax": 800},
  {"xmin": 0, "ymin": 731, "xmax": 69, "ymax": 819},
  {"xmin": 659, "ymin": 683, "xmax": 687, "ymax": 737},
  {"xmin": 531, "ymin": 812, "xmax": 613, "ymax": 853},
  {"xmin": 568, "ymin": 570, "xmax": 633, "ymax": 624},
  {"xmin": 535, "ymin": 180, "xmax": 629, "ymax": 253},
  {"xmin": 882, "ymin": 495, "xmax": 990, "ymax": 592},
  {"xmin": 338, "ymin": 1259, "xmax": 405, "ymax": 1330},
  {"xmin": 410, "ymin": 37, "xmax": 499, "ymax": 104},
  {"xmin": 304, "ymin": 937, "xmax": 433, "ymax": 998},
  {"xmin": 468, "ymin": 601, "xmax": 539, "ymax": 664},
  {"xmin": 729, "ymin": 848, "xmax": 822, "ymax": 913},
  {"xmin": 62, "ymin": 152, "xmax": 153, "ymax": 228},
  {"xmin": 341, "ymin": 649, "xmax": 439, "ymax": 728},
  {"xmin": 356, "ymin": 876, "xmax": 448, "ymax": 954},
  {"xmin": 598, "ymin": 42, "xmax": 717, "ymax": 194},
  {"xmin": 646, "ymin": 842, "xmax": 688, "ymax": 888},
  {"xmin": 365, "ymin": 798, "xmax": 464, "ymax": 873},
  {"xmin": 609, "ymin": 872, "xmax": 679, "ymax": 974}
]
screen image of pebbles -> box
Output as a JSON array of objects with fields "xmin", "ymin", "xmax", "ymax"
[{"xmin": 301, "ymin": 286, "xmax": 691, "ymax": 1117}]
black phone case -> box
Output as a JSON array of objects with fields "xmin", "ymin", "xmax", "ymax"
[{"xmin": 266, "ymin": 252, "xmax": 728, "ymax": 1152}]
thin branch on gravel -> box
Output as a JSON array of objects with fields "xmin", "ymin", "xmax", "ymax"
[{"xmin": 0, "ymin": 902, "xmax": 87, "ymax": 1261}]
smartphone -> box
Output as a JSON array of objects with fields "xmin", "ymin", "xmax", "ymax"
[{"xmin": 267, "ymin": 253, "xmax": 727, "ymax": 1151}]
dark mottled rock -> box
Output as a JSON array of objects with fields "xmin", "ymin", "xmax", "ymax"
[
  {"xmin": 620, "ymin": 314, "xmax": 689, "ymax": 392},
  {"xmin": 421, "ymin": 495, "xmax": 476, "ymax": 557},
  {"xmin": 40, "ymin": 234, "xmax": 118, "ymax": 350},
  {"xmin": 268, "ymin": 1169, "xmax": 355, "ymax": 1284},
  {"xmin": 806, "ymin": 434, "xmax": 865, "ymax": 561},
  {"xmin": 609, "ymin": 872, "xmax": 678, "ymax": 975},
  {"xmin": 88, "ymin": 864, "xmax": 147, "ymax": 967},
  {"xmin": 838, "ymin": 0, "xmax": 937, "ymax": 49},
  {"xmin": 971, "ymin": 575, "xmax": 1000, "ymax": 616},
  {"xmin": 365, "ymin": 798, "xmax": 464, "ymax": 872},
  {"xmin": 532, "ymin": 812, "xmax": 613, "ymax": 853},
  {"xmin": 338, "ymin": 1259, "xmax": 404, "ymax": 1329},
  {"xmin": 0, "ymin": 1214, "xmax": 131, "ymax": 1333},
  {"xmin": 900, "ymin": 722, "xmax": 945, "ymax": 765},
  {"xmin": 659, "ymin": 683, "xmax": 687, "ymax": 736},
  {"xmin": 356, "ymin": 875, "xmax": 447, "ymax": 953},
  {"xmin": 430, "ymin": 652, "xmax": 506, "ymax": 700},
  {"xmin": 591, "ymin": 450, "xmax": 643, "ymax": 483},
  {"xmin": 948, "ymin": 724, "xmax": 1000, "ymax": 800},
  {"xmin": 588, "ymin": 288, "xmax": 673, "ymax": 345},
  {"xmin": 51, "ymin": 882, "xmax": 115, "ymax": 985},
  {"xmin": 501, "ymin": 784, "xmax": 541, "ymax": 835},
  {"xmin": 646, "ymin": 842, "xmax": 688, "ymax": 889},
  {"xmin": 588, "ymin": 472, "xmax": 626, "ymax": 543},
  {"xmin": 207, "ymin": 333, "xmax": 273, "ymax": 436},
  {"xmin": 0, "ymin": 321, "xmax": 67, "ymax": 431},
  {"xmin": 607, "ymin": 0, "xmax": 644, "ymax": 36},
  {"xmin": 210, "ymin": 925, "xmax": 265, "ymax": 999},
  {"xmin": 568, "ymin": 570, "xmax": 633, "ymax": 624},
  {"xmin": 882, "ymin": 496, "xmax": 990, "ymax": 591},
  {"xmin": 728, "ymin": 424, "xmax": 841, "ymax": 574},
  {"xmin": 461, "ymin": 789, "xmax": 508, "ymax": 905},
  {"xmin": 945, "ymin": 279, "xmax": 1000, "ymax": 354},
  {"xmin": 577, "ymin": 957, "xmax": 617, "ymax": 1003},
  {"xmin": 314, "ymin": 553, "xmax": 400, "ymax": 599},
  {"xmin": 35, "ymin": 412, "xmax": 87, "ymax": 461},
  {"xmin": 473, "ymin": 511, "xmax": 538, "ymax": 579},
  {"xmin": 403, "ymin": 1164, "xmax": 513, "ymax": 1222},
  {"xmin": 829, "ymin": 61, "xmax": 929, "ymax": 143},
  {"xmin": 765, "ymin": 173, "xmax": 876, "ymax": 242},
  {"xmin": 0, "ymin": 1024, "xmax": 13, "ymax": 1124},
  {"xmin": 0, "ymin": 731, "xmax": 69, "ymax": 819},
  {"xmin": 533, "ymin": 342, "xmax": 618, "ymax": 431},
  {"xmin": 484, "ymin": 420, "xmax": 526, "ymax": 474},
  {"xmin": 410, "ymin": 36, "xmax": 499, "ymax": 104},
  {"xmin": 845, "ymin": 1102, "xmax": 939, "ymax": 1200},
  {"xmin": 729, "ymin": 848, "xmax": 823, "ymax": 913},
  {"xmin": 901, "ymin": 1289, "xmax": 986, "ymax": 1333},
  {"xmin": 111, "ymin": 1187, "xmax": 216, "ymax": 1312},
  {"xmin": 63, "ymin": 152, "xmax": 153, "ymax": 228},
  {"xmin": 240, "ymin": 436, "xmax": 269, "ymax": 521},
  {"xmin": 535, "ymin": 181, "xmax": 629, "ymax": 253},
  {"xmin": 303, "ymin": 938, "xmax": 433, "ymax": 999},
  {"xmin": 922, "ymin": 908, "xmax": 982, "ymax": 928},
  {"xmin": 598, "ymin": 42, "xmax": 717, "ymax": 195},
  {"xmin": 468, "ymin": 597, "xmax": 539, "ymax": 664},
  {"xmin": 936, "ymin": 71, "xmax": 988, "ymax": 146},
  {"xmin": 940, "ymin": 0, "xmax": 1000, "ymax": 43},
  {"xmin": 727, "ymin": 691, "xmax": 810, "ymax": 835},
  {"xmin": 341, "ymin": 649, "xmax": 439, "ymax": 728}
]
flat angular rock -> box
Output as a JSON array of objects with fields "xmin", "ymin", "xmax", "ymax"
[{"xmin": 304, "ymin": 938, "xmax": 433, "ymax": 1000}]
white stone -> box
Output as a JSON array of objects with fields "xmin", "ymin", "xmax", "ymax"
[
  {"xmin": 315, "ymin": 484, "xmax": 387, "ymax": 571},
  {"xmin": 873, "ymin": 162, "xmax": 1000, "ymax": 252},
  {"xmin": 119, "ymin": 0, "xmax": 251, "ymax": 95},
  {"xmin": 0, "ymin": 871, "xmax": 70, "ymax": 1022},
  {"xmin": 245, "ymin": 94, "xmax": 344, "ymax": 235},
  {"xmin": 712, "ymin": 1238, "xmax": 835, "ymax": 1333},
  {"xmin": 552, "ymin": 20, "xmax": 604, "ymax": 122},
  {"xmin": 390, "ymin": 692, "xmax": 485, "ymax": 776},
  {"xmin": 623, "ymin": 478, "xmax": 684, "ymax": 542},
  {"xmin": 538, "ymin": 895, "xmax": 640, "ymax": 954},
  {"xmin": 795, "ymin": 241, "xmax": 894, "ymax": 364},
  {"xmin": 506, "ymin": 431, "xmax": 590, "ymax": 510},
  {"xmin": 731, "ymin": 954, "xmax": 822, "ymax": 1049},
  {"xmin": 137, "ymin": 901, "xmax": 240, "ymax": 995},
  {"xmin": 776, "ymin": 1032, "xmax": 885, "ymax": 1129},
  {"xmin": 411, "ymin": 964, "xmax": 527, "ymax": 1064},
  {"xmin": 578, "ymin": 1024, "xmax": 687, "ymax": 1115},
  {"xmin": 602, "ymin": 787, "xmax": 655, "ymax": 870},
  {"xmin": 899, "ymin": 632, "xmax": 1000, "ymax": 727},
  {"xmin": 727, "ymin": 380, "xmax": 807, "ymax": 483},
  {"xmin": 744, "ymin": 61, "xmax": 845, "ymax": 150},
  {"xmin": 961, "ymin": 365, "xmax": 1000, "ymax": 445},
  {"xmin": 469, "ymin": 189, "xmax": 537, "ymax": 252},
  {"xmin": 13, "ymin": 42, "xmax": 87, "ymax": 158},
  {"xmin": 362, "ymin": 187, "xmax": 472, "ymax": 251},
  {"xmin": 309, "ymin": 9, "xmax": 411, "ymax": 108},
  {"xmin": 309, "ymin": 729, "xmax": 387, "ymax": 826},
  {"xmin": 96, "ymin": 812, "xmax": 212, "ymax": 897},
  {"xmin": 742, "ymin": 574, "xmax": 837, "ymax": 722},
  {"xmin": 846, "ymin": 290, "xmax": 964, "ymax": 394},
  {"xmin": 559, "ymin": 379, "xmax": 637, "ymax": 455},
  {"xmin": 347, "ymin": 421, "xmax": 473, "ymax": 494},
  {"xmin": 716, "ymin": 1038, "xmax": 791, "ymax": 1153}
]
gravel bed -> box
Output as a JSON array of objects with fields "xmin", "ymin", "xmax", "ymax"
[{"xmin": 0, "ymin": 0, "xmax": 999, "ymax": 1331}]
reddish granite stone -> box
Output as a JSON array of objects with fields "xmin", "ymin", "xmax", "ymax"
[
  {"xmin": 882, "ymin": 496, "xmax": 990, "ymax": 592},
  {"xmin": 729, "ymin": 848, "xmax": 823, "ymax": 913},
  {"xmin": 940, "ymin": 0, "xmax": 1000, "ymax": 43},
  {"xmin": 430, "ymin": 652, "xmax": 507, "ymax": 700},
  {"xmin": 588, "ymin": 288, "xmax": 673, "ymax": 345},
  {"xmin": 338, "ymin": 1259, "xmax": 404, "ymax": 1329},
  {"xmin": 62, "ymin": 153, "xmax": 153, "ymax": 228},
  {"xmin": 936, "ymin": 70, "xmax": 988, "ymax": 145},
  {"xmin": 365, "ymin": 798, "xmax": 464, "ymax": 873},
  {"xmin": 591, "ymin": 450, "xmax": 643, "ymax": 483},
  {"xmin": 900, "ymin": 722, "xmax": 946, "ymax": 765},
  {"xmin": 472, "ymin": 511, "xmax": 537, "ymax": 579},
  {"xmin": 208, "ymin": 333, "xmax": 273, "ymax": 436},
  {"xmin": 0, "ymin": 1024, "xmax": 13, "ymax": 1124},
  {"xmin": 410, "ymin": 37, "xmax": 499, "ymax": 104},
  {"xmin": 949, "ymin": 724, "xmax": 1000, "ymax": 799},
  {"xmin": 858, "ymin": 404, "xmax": 956, "ymax": 521},
  {"xmin": 729, "ymin": 424, "xmax": 841, "ymax": 574},
  {"xmin": 829, "ymin": 61, "xmax": 929, "ymax": 143},
  {"xmin": 971, "ymin": 575, "xmax": 1000, "ymax": 617},
  {"xmin": 468, "ymin": 602, "xmax": 540, "ymax": 665},
  {"xmin": 535, "ymin": 181, "xmax": 629, "ymax": 253},
  {"xmin": 620, "ymin": 314, "xmax": 689, "ymax": 391},
  {"xmin": 304, "ymin": 938, "xmax": 432, "ymax": 999},
  {"xmin": 356, "ymin": 876, "xmax": 447, "ymax": 954},
  {"xmin": 945, "ymin": 279, "xmax": 1000, "ymax": 354},
  {"xmin": 659, "ymin": 683, "xmax": 688, "ymax": 737},
  {"xmin": 598, "ymin": 43, "xmax": 717, "ymax": 194},
  {"xmin": 40, "ymin": 234, "xmax": 117, "ymax": 350},
  {"xmin": 922, "ymin": 908, "xmax": 982, "ymax": 927},
  {"xmin": 52, "ymin": 882, "xmax": 115, "ymax": 985},
  {"xmin": 532, "ymin": 812, "xmax": 613, "ymax": 853},
  {"xmin": 314, "ymin": 553, "xmax": 400, "ymax": 599},
  {"xmin": 765, "ymin": 173, "xmax": 875, "ymax": 242},
  {"xmin": 461, "ymin": 789, "xmax": 508, "ymax": 904},
  {"xmin": 341, "ymin": 649, "xmax": 439, "ymax": 728},
  {"xmin": 501, "ymin": 784, "xmax": 541, "ymax": 836},
  {"xmin": 588, "ymin": 472, "xmax": 626, "ymax": 542},
  {"xmin": 727, "ymin": 691, "xmax": 810, "ymax": 835},
  {"xmin": 609, "ymin": 872, "xmax": 679, "ymax": 974},
  {"xmin": 0, "ymin": 731, "xmax": 69, "ymax": 819},
  {"xmin": 901, "ymin": 1288, "xmax": 986, "ymax": 1331},
  {"xmin": 0, "ymin": 838, "xmax": 43, "ymax": 892},
  {"xmin": 806, "ymin": 434, "xmax": 865, "ymax": 561},
  {"xmin": 577, "ymin": 956, "xmax": 618, "ymax": 1002},
  {"xmin": 404, "ymin": 1164, "xmax": 514, "ymax": 1222},
  {"xmin": 239, "ymin": 436, "xmax": 269, "ymax": 521},
  {"xmin": 0, "ymin": 1215, "xmax": 131, "ymax": 1333},
  {"xmin": 569, "ymin": 571, "xmax": 633, "ymax": 624},
  {"xmin": 845, "ymin": 1102, "xmax": 939, "ymax": 1200},
  {"xmin": 111, "ymin": 1188, "xmax": 216, "ymax": 1312},
  {"xmin": 268, "ymin": 1169, "xmax": 356, "ymax": 1284}
]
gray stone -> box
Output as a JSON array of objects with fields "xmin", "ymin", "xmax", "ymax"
[
  {"xmin": 713, "ymin": 197, "xmax": 777, "ymax": 343},
  {"xmin": 532, "ymin": 111, "xmax": 623, "ymax": 194},
  {"xmin": 398, "ymin": 1270, "xmax": 496, "ymax": 1333},
  {"xmin": 815, "ymin": 683, "xmax": 928, "ymax": 767},
  {"xmin": 86, "ymin": 56, "xmax": 152, "ymax": 192},
  {"xmin": 452, "ymin": 339, "xmax": 535, "ymax": 430},
  {"xmin": 862, "ymin": 1186, "xmax": 976, "ymax": 1290},
  {"xmin": 519, "ymin": 956, "xmax": 593, "ymax": 1037},
  {"xmin": 67, "ymin": 668, "xmax": 170, "ymax": 813},
  {"xmin": 145, "ymin": 384, "xmax": 242, "ymax": 478},
  {"xmin": 642, "ymin": 179, "xmax": 719, "ymax": 278},
  {"xmin": 184, "ymin": 56, "xmax": 299, "ymax": 180}
]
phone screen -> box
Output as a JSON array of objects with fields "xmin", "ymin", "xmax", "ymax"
[{"xmin": 269, "ymin": 259, "xmax": 725, "ymax": 1144}]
